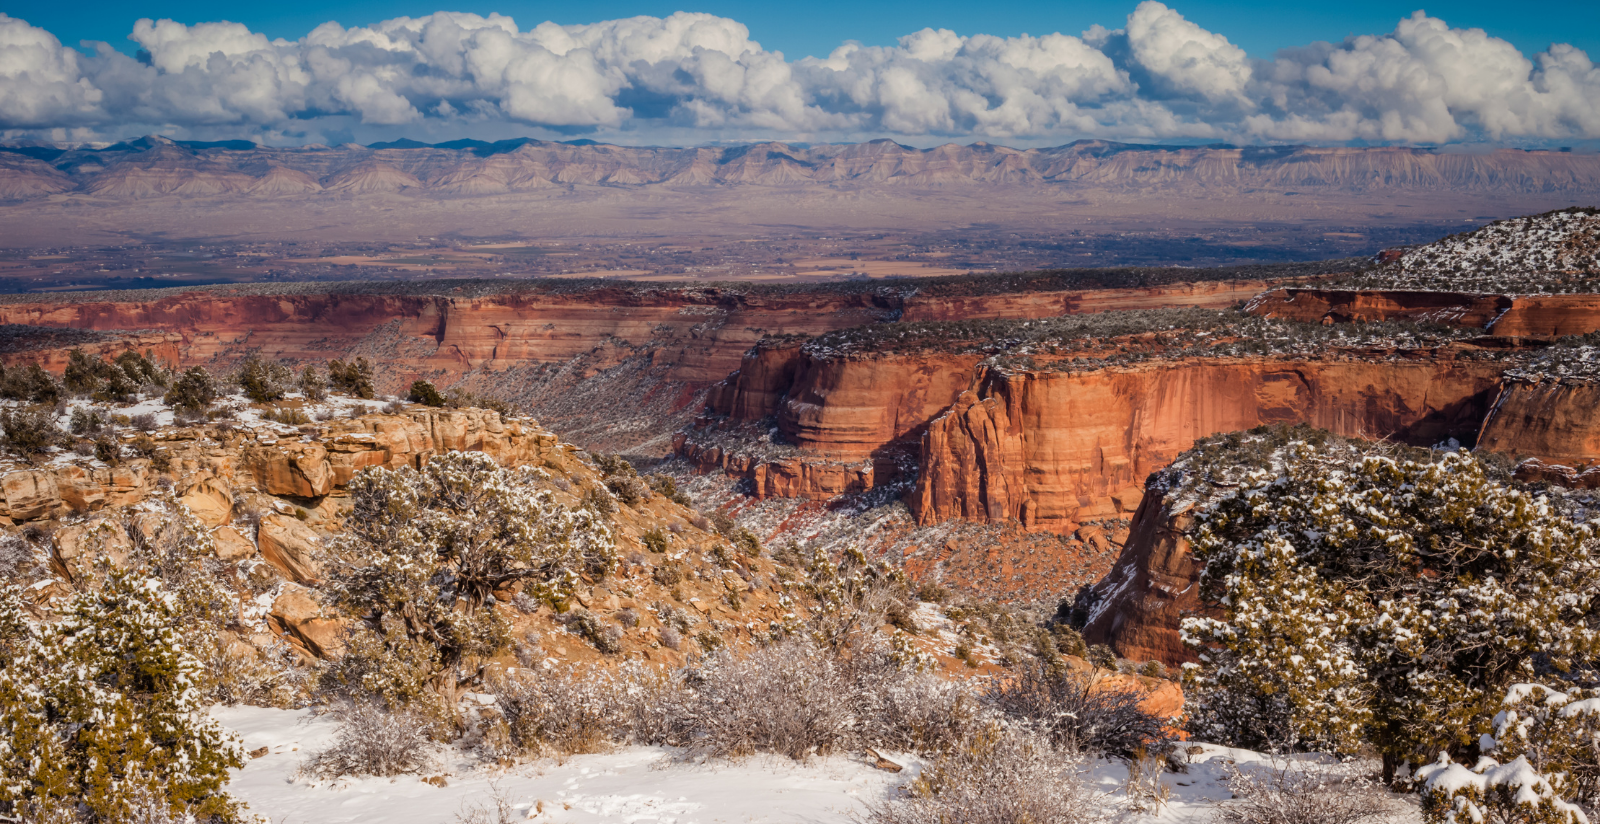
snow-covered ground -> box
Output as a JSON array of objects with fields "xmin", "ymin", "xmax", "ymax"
[{"xmin": 215, "ymin": 707, "xmax": 1418, "ymax": 824}]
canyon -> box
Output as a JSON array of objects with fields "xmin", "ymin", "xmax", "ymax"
[{"xmin": 7, "ymin": 209, "xmax": 1600, "ymax": 671}]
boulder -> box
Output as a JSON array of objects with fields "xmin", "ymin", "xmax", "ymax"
[
  {"xmin": 258, "ymin": 514, "xmax": 322, "ymax": 584},
  {"xmin": 212, "ymin": 525, "xmax": 256, "ymax": 561},
  {"xmin": 268, "ymin": 583, "xmax": 346, "ymax": 659},
  {"xmin": 2, "ymin": 470, "xmax": 62, "ymax": 521},
  {"xmin": 51, "ymin": 519, "xmax": 132, "ymax": 580},
  {"xmin": 181, "ymin": 476, "xmax": 234, "ymax": 526},
  {"xmin": 244, "ymin": 442, "xmax": 333, "ymax": 498}
]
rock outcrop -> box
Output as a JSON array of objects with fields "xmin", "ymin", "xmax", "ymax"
[
  {"xmin": 1247, "ymin": 288, "xmax": 1600, "ymax": 337},
  {"xmin": 0, "ymin": 406, "xmax": 558, "ymax": 523},
  {"xmin": 1080, "ymin": 491, "xmax": 1204, "ymax": 666},
  {"xmin": 1477, "ymin": 379, "xmax": 1600, "ymax": 469}
]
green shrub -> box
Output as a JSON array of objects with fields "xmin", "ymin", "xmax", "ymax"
[
  {"xmin": 646, "ymin": 474, "xmax": 692, "ymax": 506},
  {"xmin": 1184, "ymin": 444, "xmax": 1600, "ymax": 773},
  {"xmin": 0, "ymin": 576, "xmax": 246, "ymax": 822},
  {"xmin": 407, "ymin": 380, "xmax": 444, "ymax": 407},
  {"xmin": 165, "ymin": 366, "xmax": 220, "ymax": 412},
  {"xmin": 298, "ymin": 365, "xmax": 327, "ymax": 401},
  {"xmin": 0, "ymin": 362, "xmax": 60, "ymax": 404},
  {"xmin": 237, "ymin": 357, "xmax": 292, "ymax": 403},
  {"xmin": 327, "ymin": 358, "xmax": 375, "ymax": 399},
  {"xmin": 0, "ymin": 406, "xmax": 64, "ymax": 459}
]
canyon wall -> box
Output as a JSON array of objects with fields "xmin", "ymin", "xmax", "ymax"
[
  {"xmin": 1248, "ymin": 288, "xmax": 1600, "ymax": 337},
  {"xmin": 911, "ymin": 356, "xmax": 1507, "ymax": 532},
  {"xmin": 1478, "ymin": 379, "xmax": 1600, "ymax": 469},
  {"xmin": 0, "ymin": 332, "xmax": 182, "ymax": 371},
  {"xmin": 684, "ymin": 348, "xmax": 1506, "ymax": 530}
]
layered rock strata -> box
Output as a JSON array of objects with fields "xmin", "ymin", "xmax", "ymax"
[
  {"xmin": 912, "ymin": 356, "xmax": 1507, "ymax": 530},
  {"xmin": 1247, "ymin": 288, "xmax": 1600, "ymax": 337},
  {"xmin": 683, "ymin": 346, "xmax": 1506, "ymax": 533}
]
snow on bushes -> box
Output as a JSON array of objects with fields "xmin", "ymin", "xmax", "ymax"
[
  {"xmin": 864, "ymin": 725, "xmax": 1103, "ymax": 824},
  {"xmin": 1417, "ymin": 682, "xmax": 1600, "ymax": 824},
  {"xmin": 304, "ymin": 703, "xmax": 439, "ymax": 780},
  {"xmin": 985, "ymin": 659, "xmax": 1169, "ymax": 758},
  {"xmin": 1336, "ymin": 208, "xmax": 1600, "ymax": 296},
  {"xmin": 1181, "ymin": 442, "xmax": 1600, "ymax": 776},
  {"xmin": 0, "ymin": 575, "xmax": 244, "ymax": 823},
  {"xmin": 320, "ymin": 451, "xmax": 617, "ymax": 716}
]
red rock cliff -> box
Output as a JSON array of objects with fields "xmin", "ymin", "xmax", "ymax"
[
  {"xmin": 1247, "ymin": 288, "xmax": 1600, "ymax": 337},
  {"xmin": 911, "ymin": 356, "xmax": 1507, "ymax": 533},
  {"xmin": 1477, "ymin": 379, "xmax": 1600, "ymax": 468}
]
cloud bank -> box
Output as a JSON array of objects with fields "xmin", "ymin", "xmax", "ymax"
[{"xmin": 1, "ymin": 2, "xmax": 1597, "ymax": 145}]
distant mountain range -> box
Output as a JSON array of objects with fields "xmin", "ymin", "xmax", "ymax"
[{"xmin": 2, "ymin": 135, "xmax": 1598, "ymax": 201}]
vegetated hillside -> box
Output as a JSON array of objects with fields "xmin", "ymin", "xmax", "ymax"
[
  {"xmin": 0, "ymin": 358, "xmax": 1194, "ymax": 824},
  {"xmin": 2, "ymin": 136, "xmax": 1599, "ymax": 201},
  {"xmin": 1335, "ymin": 206, "xmax": 1600, "ymax": 294}
]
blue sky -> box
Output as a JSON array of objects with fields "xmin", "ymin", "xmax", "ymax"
[
  {"xmin": 3, "ymin": 0, "xmax": 1598, "ymax": 146},
  {"xmin": 16, "ymin": 0, "xmax": 1598, "ymax": 61}
]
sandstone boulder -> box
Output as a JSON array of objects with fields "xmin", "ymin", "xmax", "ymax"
[
  {"xmin": 181, "ymin": 476, "xmax": 234, "ymax": 526},
  {"xmin": 244, "ymin": 442, "xmax": 333, "ymax": 497},
  {"xmin": 212, "ymin": 525, "xmax": 256, "ymax": 561},
  {"xmin": 3, "ymin": 470, "xmax": 61, "ymax": 521},
  {"xmin": 51, "ymin": 519, "xmax": 132, "ymax": 580},
  {"xmin": 258, "ymin": 515, "xmax": 322, "ymax": 583},
  {"xmin": 268, "ymin": 583, "xmax": 346, "ymax": 659}
]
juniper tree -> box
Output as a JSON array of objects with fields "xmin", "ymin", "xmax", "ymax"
[
  {"xmin": 0, "ymin": 575, "xmax": 244, "ymax": 823},
  {"xmin": 1182, "ymin": 444, "xmax": 1600, "ymax": 778},
  {"xmin": 322, "ymin": 451, "xmax": 616, "ymax": 714}
]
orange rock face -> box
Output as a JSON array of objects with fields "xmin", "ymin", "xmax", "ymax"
[
  {"xmin": 912, "ymin": 357, "xmax": 1507, "ymax": 532},
  {"xmin": 1248, "ymin": 287, "xmax": 1600, "ymax": 337},
  {"xmin": 0, "ymin": 407, "xmax": 561, "ymax": 523},
  {"xmin": 1080, "ymin": 493, "xmax": 1205, "ymax": 666},
  {"xmin": 1478, "ymin": 379, "xmax": 1600, "ymax": 468}
]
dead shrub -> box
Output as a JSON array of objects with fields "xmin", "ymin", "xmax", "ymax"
[
  {"xmin": 305, "ymin": 703, "xmax": 438, "ymax": 779},
  {"xmin": 985, "ymin": 660, "xmax": 1169, "ymax": 759},
  {"xmin": 1213, "ymin": 763, "xmax": 1402, "ymax": 824},
  {"xmin": 864, "ymin": 725, "xmax": 1106, "ymax": 824}
]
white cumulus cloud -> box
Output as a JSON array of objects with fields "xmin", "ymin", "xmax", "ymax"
[{"xmin": 0, "ymin": 5, "xmax": 1595, "ymax": 145}]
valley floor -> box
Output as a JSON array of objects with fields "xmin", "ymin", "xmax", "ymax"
[{"xmin": 216, "ymin": 707, "xmax": 1420, "ymax": 824}]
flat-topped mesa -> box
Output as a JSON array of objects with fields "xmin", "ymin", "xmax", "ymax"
[
  {"xmin": 8, "ymin": 141, "xmax": 1600, "ymax": 201},
  {"xmin": 680, "ymin": 309, "xmax": 1524, "ymax": 530},
  {"xmin": 1247, "ymin": 208, "xmax": 1600, "ymax": 336}
]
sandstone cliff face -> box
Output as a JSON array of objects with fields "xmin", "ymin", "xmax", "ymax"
[
  {"xmin": 1080, "ymin": 492, "xmax": 1202, "ymax": 666},
  {"xmin": 1247, "ymin": 288, "xmax": 1600, "ymax": 337},
  {"xmin": 0, "ymin": 332, "xmax": 182, "ymax": 371},
  {"xmin": 911, "ymin": 357, "xmax": 1505, "ymax": 532},
  {"xmin": 1477, "ymin": 379, "xmax": 1600, "ymax": 469},
  {"xmin": 0, "ymin": 407, "xmax": 557, "ymax": 523}
]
